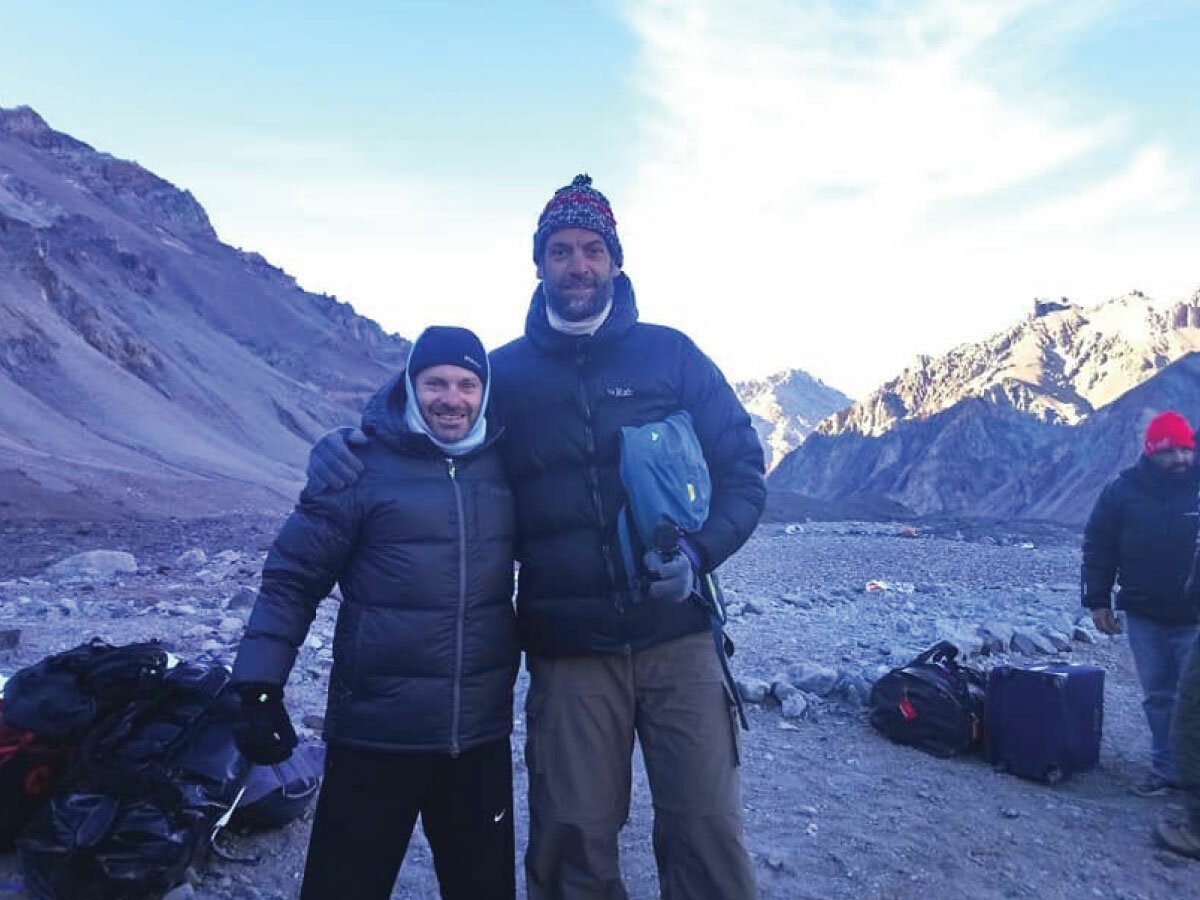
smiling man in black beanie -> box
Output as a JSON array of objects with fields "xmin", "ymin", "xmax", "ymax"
[
  {"xmin": 308, "ymin": 176, "xmax": 766, "ymax": 900},
  {"xmin": 232, "ymin": 325, "xmax": 519, "ymax": 900}
]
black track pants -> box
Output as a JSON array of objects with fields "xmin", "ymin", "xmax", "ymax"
[{"xmin": 299, "ymin": 738, "xmax": 515, "ymax": 900}]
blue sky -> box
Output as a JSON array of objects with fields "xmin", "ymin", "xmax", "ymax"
[{"xmin": 1, "ymin": 0, "xmax": 1197, "ymax": 396}]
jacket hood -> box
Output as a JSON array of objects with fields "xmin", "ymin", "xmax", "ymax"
[
  {"xmin": 361, "ymin": 369, "xmax": 500, "ymax": 457},
  {"xmin": 524, "ymin": 272, "xmax": 639, "ymax": 354}
]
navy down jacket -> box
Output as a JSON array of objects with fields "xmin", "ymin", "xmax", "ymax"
[
  {"xmin": 233, "ymin": 379, "xmax": 518, "ymax": 753},
  {"xmin": 1082, "ymin": 457, "xmax": 1200, "ymax": 626},
  {"xmin": 489, "ymin": 273, "xmax": 766, "ymax": 657}
]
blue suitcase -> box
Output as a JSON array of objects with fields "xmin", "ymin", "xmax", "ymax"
[{"xmin": 985, "ymin": 663, "xmax": 1104, "ymax": 784}]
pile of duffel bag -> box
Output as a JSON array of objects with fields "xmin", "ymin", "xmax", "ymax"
[
  {"xmin": 0, "ymin": 638, "xmax": 325, "ymax": 899},
  {"xmin": 868, "ymin": 639, "xmax": 1104, "ymax": 784}
]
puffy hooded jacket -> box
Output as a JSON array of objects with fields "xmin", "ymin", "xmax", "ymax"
[
  {"xmin": 233, "ymin": 373, "xmax": 518, "ymax": 753},
  {"xmin": 489, "ymin": 273, "xmax": 766, "ymax": 657},
  {"xmin": 1082, "ymin": 456, "xmax": 1200, "ymax": 626}
]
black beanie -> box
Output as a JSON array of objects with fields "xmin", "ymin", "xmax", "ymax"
[{"xmin": 406, "ymin": 326, "xmax": 488, "ymax": 386}]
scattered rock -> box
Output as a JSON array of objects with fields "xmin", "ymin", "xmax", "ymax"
[
  {"xmin": 44, "ymin": 550, "xmax": 138, "ymax": 581},
  {"xmin": 781, "ymin": 692, "xmax": 810, "ymax": 720},
  {"xmin": 736, "ymin": 677, "xmax": 771, "ymax": 704},
  {"xmin": 1010, "ymin": 629, "xmax": 1055, "ymax": 655},
  {"xmin": 786, "ymin": 662, "xmax": 838, "ymax": 696},
  {"xmin": 174, "ymin": 548, "xmax": 208, "ymax": 569}
]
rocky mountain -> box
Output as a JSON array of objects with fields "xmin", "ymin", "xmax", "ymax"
[
  {"xmin": 0, "ymin": 106, "xmax": 410, "ymax": 519},
  {"xmin": 735, "ymin": 369, "xmax": 850, "ymax": 470},
  {"xmin": 821, "ymin": 292, "xmax": 1200, "ymax": 437},
  {"xmin": 771, "ymin": 350, "xmax": 1200, "ymax": 524}
]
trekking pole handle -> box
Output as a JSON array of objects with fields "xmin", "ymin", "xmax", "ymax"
[{"xmin": 653, "ymin": 521, "xmax": 683, "ymax": 559}]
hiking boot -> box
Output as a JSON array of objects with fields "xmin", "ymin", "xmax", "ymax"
[
  {"xmin": 1132, "ymin": 775, "xmax": 1177, "ymax": 797},
  {"xmin": 1155, "ymin": 819, "xmax": 1200, "ymax": 860}
]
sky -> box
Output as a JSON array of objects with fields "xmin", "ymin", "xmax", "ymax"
[{"xmin": 0, "ymin": 0, "xmax": 1197, "ymax": 397}]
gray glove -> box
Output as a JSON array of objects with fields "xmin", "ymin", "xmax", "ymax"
[
  {"xmin": 642, "ymin": 548, "xmax": 696, "ymax": 603},
  {"xmin": 306, "ymin": 426, "xmax": 367, "ymax": 492}
]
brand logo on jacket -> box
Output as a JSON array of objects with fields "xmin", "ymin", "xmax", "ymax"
[{"xmin": 606, "ymin": 386, "xmax": 634, "ymax": 398}]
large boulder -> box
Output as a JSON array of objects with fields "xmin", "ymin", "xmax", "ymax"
[{"xmin": 43, "ymin": 550, "xmax": 137, "ymax": 581}]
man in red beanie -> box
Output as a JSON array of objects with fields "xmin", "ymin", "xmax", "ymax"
[{"xmin": 1082, "ymin": 410, "xmax": 1200, "ymax": 796}]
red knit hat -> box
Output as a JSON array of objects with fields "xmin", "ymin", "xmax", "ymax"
[{"xmin": 1144, "ymin": 411, "xmax": 1195, "ymax": 456}]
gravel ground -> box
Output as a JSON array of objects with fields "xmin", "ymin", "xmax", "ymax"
[{"xmin": 0, "ymin": 516, "xmax": 1197, "ymax": 899}]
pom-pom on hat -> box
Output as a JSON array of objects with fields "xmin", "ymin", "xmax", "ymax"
[
  {"xmin": 532, "ymin": 173, "xmax": 623, "ymax": 267},
  {"xmin": 1143, "ymin": 411, "xmax": 1195, "ymax": 456}
]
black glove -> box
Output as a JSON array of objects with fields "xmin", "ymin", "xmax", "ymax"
[
  {"xmin": 306, "ymin": 427, "xmax": 368, "ymax": 493},
  {"xmin": 642, "ymin": 547, "xmax": 696, "ymax": 603},
  {"xmin": 234, "ymin": 683, "xmax": 298, "ymax": 765}
]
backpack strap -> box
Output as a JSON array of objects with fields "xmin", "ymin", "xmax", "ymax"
[{"xmin": 696, "ymin": 571, "xmax": 749, "ymax": 731}]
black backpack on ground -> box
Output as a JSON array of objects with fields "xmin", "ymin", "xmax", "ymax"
[
  {"xmin": 17, "ymin": 660, "xmax": 250, "ymax": 900},
  {"xmin": 868, "ymin": 641, "xmax": 987, "ymax": 758},
  {"xmin": 232, "ymin": 740, "xmax": 326, "ymax": 831},
  {"xmin": 2, "ymin": 638, "xmax": 168, "ymax": 741}
]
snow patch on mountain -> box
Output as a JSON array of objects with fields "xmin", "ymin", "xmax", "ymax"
[{"xmin": 735, "ymin": 369, "xmax": 850, "ymax": 470}]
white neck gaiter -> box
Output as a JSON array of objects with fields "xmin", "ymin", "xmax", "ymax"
[{"xmin": 546, "ymin": 296, "xmax": 613, "ymax": 336}]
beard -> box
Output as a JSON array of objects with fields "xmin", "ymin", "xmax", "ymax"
[{"xmin": 543, "ymin": 271, "xmax": 615, "ymax": 322}]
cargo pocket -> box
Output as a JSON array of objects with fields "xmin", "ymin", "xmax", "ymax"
[
  {"xmin": 722, "ymin": 682, "xmax": 742, "ymax": 768},
  {"xmin": 524, "ymin": 686, "xmax": 546, "ymax": 777}
]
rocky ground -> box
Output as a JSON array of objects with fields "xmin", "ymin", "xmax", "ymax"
[{"xmin": 1, "ymin": 515, "xmax": 1198, "ymax": 899}]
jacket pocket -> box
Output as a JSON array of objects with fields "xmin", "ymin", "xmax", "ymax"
[
  {"xmin": 332, "ymin": 606, "xmax": 366, "ymax": 698},
  {"xmin": 524, "ymin": 685, "xmax": 546, "ymax": 776},
  {"xmin": 722, "ymin": 682, "xmax": 742, "ymax": 768}
]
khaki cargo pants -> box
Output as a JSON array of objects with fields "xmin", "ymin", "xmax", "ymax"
[{"xmin": 524, "ymin": 631, "xmax": 756, "ymax": 899}]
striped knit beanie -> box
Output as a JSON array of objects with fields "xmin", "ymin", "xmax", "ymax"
[{"xmin": 532, "ymin": 174, "xmax": 623, "ymax": 267}]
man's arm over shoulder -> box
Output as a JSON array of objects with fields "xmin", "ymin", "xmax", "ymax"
[
  {"xmin": 305, "ymin": 373, "xmax": 402, "ymax": 491},
  {"xmin": 675, "ymin": 333, "xmax": 766, "ymax": 570},
  {"xmin": 232, "ymin": 483, "xmax": 360, "ymax": 686},
  {"xmin": 1081, "ymin": 479, "xmax": 1123, "ymax": 610}
]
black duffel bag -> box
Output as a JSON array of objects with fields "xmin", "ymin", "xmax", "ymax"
[
  {"xmin": 868, "ymin": 641, "xmax": 987, "ymax": 758},
  {"xmin": 3, "ymin": 638, "xmax": 167, "ymax": 741},
  {"xmin": 17, "ymin": 659, "xmax": 250, "ymax": 900}
]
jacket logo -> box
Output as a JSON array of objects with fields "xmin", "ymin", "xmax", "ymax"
[{"xmin": 606, "ymin": 386, "xmax": 634, "ymax": 398}]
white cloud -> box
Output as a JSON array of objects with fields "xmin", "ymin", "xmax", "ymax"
[{"xmin": 616, "ymin": 0, "xmax": 1197, "ymax": 395}]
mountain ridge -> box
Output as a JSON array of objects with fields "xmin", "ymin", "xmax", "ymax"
[
  {"xmin": 821, "ymin": 291, "xmax": 1200, "ymax": 438},
  {"xmin": 0, "ymin": 105, "xmax": 410, "ymax": 519}
]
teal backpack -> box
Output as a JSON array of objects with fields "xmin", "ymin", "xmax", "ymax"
[{"xmin": 617, "ymin": 411, "xmax": 748, "ymax": 729}]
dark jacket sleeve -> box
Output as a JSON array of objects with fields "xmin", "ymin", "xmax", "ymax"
[
  {"xmin": 677, "ymin": 335, "xmax": 766, "ymax": 570},
  {"xmin": 232, "ymin": 484, "xmax": 359, "ymax": 686},
  {"xmin": 1080, "ymin": 481, "xmax": 1121, "ymax": 610}
]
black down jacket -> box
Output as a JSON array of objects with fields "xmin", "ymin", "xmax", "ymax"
[
  {"xmin": 1081, "ymin": 456, "xmax": 1200, "ymax": 626},
  {"xmin": 489, "ymin": 273, "xmax": 766, "ymax": 657},
  {"xmin": 233, "ymin": 378, "xmax": 518, "ymax": 754}
]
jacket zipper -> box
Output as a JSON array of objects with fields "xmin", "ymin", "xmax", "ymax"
[
  {"xmin": 448, "ymin": 456, "xmax": 467, "ymax": 757},
  {"xmin": 576, "ymin": 355, "xmax": 625, "ymax": 625}
]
